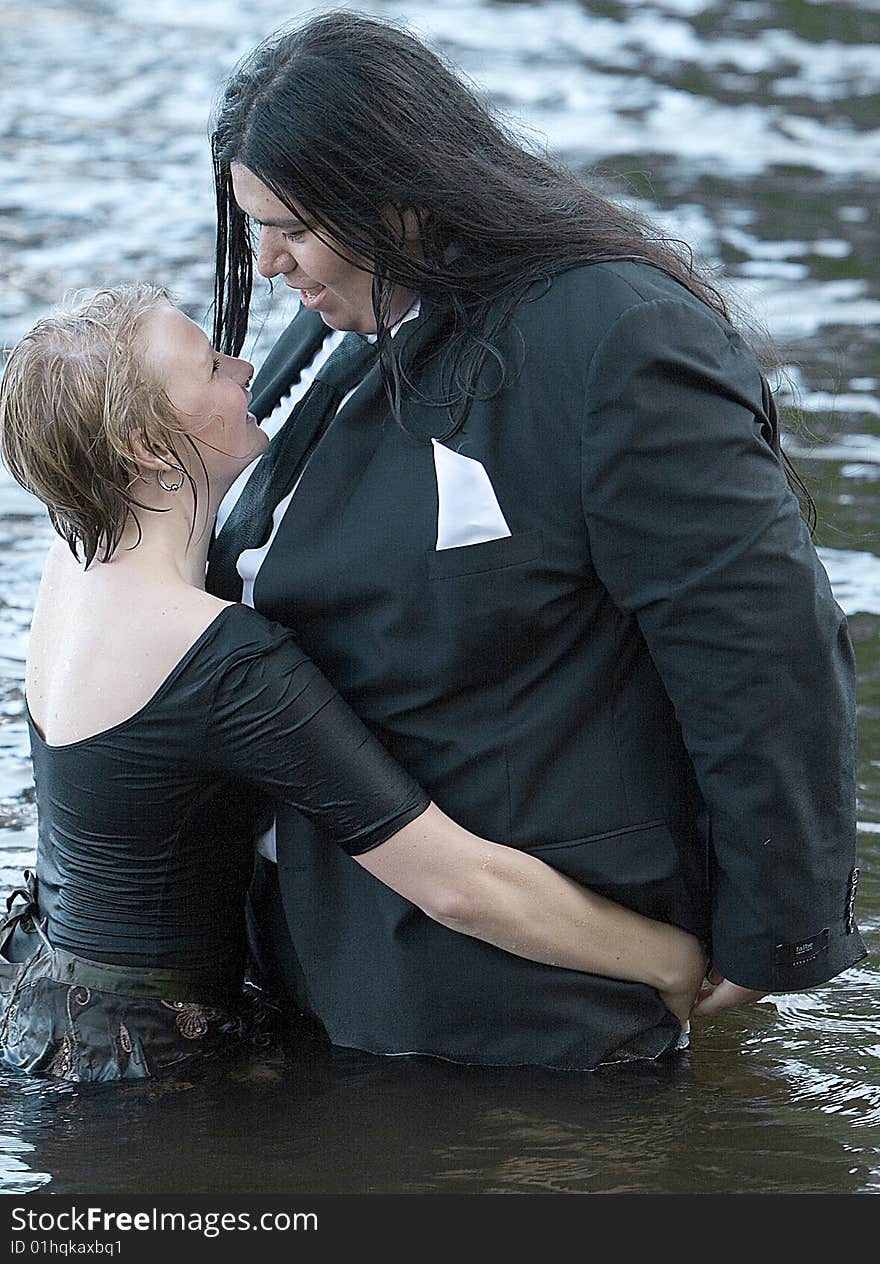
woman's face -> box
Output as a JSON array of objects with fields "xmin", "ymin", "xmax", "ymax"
[
  {"xmin": 231, "ymin": 164, "xmax": 417, "ymax": 335},
  {"xmin": 140, "ymin": 304, "xmax": 266, "ymax": 492}
]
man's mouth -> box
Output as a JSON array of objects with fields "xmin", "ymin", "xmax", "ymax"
[{"xmin": 297, "ymin": 284, "xmax": 327, "ymax": 307}]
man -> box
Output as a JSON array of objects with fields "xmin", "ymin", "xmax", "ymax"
[{"xmin": 207, "ymin": 14, "xmax": 865, "ymax": 1069}]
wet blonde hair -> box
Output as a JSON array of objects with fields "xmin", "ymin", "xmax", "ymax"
[{"xmin": 0, "ymin": 284, "xmax": 194, "ymax": 566}]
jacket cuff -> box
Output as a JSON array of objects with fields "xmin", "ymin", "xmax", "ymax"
[{"xmin": 713, "ymin": 922, "xmax": 868, "ymax": 993}]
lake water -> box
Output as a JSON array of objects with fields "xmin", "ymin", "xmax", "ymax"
[{"xmin": 0, "ymin": 0, "xmax": 878, "ymax": 1196}]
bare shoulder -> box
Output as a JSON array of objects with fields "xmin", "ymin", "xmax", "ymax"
[
  {"xmin": 26, "ymin": 555, "xmax": 238, "ymax": 744},
  {"xmin": 38, "ymin": 537, "xmax": 78, "ymax": 591},
  {"xmin": 34, "ymin": 540, "xmax": 232, "ymax": 650},
  {"xmin": 134, "ymin": 591, "xmax": 236, "ymax": 670},
  {"xmin": 29, "ymin": 539, "xmax": 78, "ymax": 645},
  {"xmin": 170, "ymin": 590, "xmax": 235, "ymax": 636}
]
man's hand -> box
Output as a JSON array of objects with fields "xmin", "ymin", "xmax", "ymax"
[{"xmin": 690, "ymin": 968, "xmax": 767, "ymax": 1016}]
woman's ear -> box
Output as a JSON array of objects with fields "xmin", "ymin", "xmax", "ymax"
[{"xmin": 127, "ymin": 429, "xmax": 178, "ymax": 475}]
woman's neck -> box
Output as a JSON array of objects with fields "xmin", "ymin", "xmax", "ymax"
[{"xmin": 113, "ymin": 489, "xmax": 219, "ymax": 590}]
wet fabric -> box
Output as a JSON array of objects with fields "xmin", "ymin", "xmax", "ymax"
[
  {"xmin": 0, "ymin": 934, "xmax": 266, "ymax": 1083},
  {"xmin": 0, "ymin": 604, "xmax": 430, "ymax": 1080},
  {"xmin": 0, "ymin": 879, "xmax": 263, "ymax": 1081},
  {"xmin": 207, "ymin": 262, "xmax": 865, "ymax": 1069},
  {"xmin": 28, "ymin": 603, "xmax": 429, "ymax": 972}
]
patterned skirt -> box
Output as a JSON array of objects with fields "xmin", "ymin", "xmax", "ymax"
[{"xmin": 0, "ymin": 873, "xmax": 272, "ymax": 1084}]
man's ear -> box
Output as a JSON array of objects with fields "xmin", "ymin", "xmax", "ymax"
[
  {"xmin": 399, "ymin": 207, "xmax": 424, "ymax": 243},
  {"xmin": 128, "ymin": 429, "xmax": 177, "ymax": 474},
  {"xmin": 383, "ymin": 204, "xmax": 424, "ymax": 246}
]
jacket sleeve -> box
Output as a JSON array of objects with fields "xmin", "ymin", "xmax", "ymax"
[{"xmin": 579, "ymin": 295, "xmax": 866, "ymax": 992}]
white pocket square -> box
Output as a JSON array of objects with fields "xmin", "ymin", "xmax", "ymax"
[{"xmin": 431, "ymin": 439, "xmax": 512, "ymax": 551}]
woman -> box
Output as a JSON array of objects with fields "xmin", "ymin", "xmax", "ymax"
[
  {"xmin": 0, "ymin": 284, "xmax": 706, "ymax": 1082},
  {"xmin": 205, "ymin": 12, "xmax": 864, "ymax": 1071}
]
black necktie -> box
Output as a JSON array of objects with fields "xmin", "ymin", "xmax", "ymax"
[{"xmin": 207, "ymin": 332, "xmax": 379, "ymax": 600}]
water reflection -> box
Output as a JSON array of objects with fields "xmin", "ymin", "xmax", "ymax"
[
  {"xmin": 0, "ymin": 0, "xmax": 878, "ymax": 1195},
  {"xmin": 0, "ymin": 1030, "xmax": 874, "ymax": 1194}
]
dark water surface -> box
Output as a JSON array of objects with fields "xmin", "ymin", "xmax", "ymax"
[{"xmin": 0, "ymin": 0, "xmax": 878, "ymax": 1195}]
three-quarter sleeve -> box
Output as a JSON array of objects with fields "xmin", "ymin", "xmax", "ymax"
[{"xmin": 203, "ymin": 616, "xmax": 430, "ymax": 854}]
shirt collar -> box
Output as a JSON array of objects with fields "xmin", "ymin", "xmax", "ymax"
[{"xmin": 365, "ymin": 298, "xmax": 422, "ymax": 343}]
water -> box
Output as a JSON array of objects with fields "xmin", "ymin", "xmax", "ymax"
[{"xmin": 0, "ymin": 0, "xmax": 878, "ymax": 1196}]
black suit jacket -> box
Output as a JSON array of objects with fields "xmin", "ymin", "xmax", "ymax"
[{"xmin": 210, "ymin": 261, "xmax": 866, "ymax": 1068}]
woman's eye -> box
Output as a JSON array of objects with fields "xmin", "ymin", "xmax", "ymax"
[
  {"xmin": 283, "ymin": 230, "xmax": 306, "ymax": 243},
  {"xmin": 212, "ymin": 356, "xmax": 222, "ymax": 375}
]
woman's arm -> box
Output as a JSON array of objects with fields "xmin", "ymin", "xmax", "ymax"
[
  {"xmin": 356, "ymin": 803, "xmax": 706, "ymax": 1027},
  {"xmin": 208, "ymin": 616, "xmax": 705, "ymax": 1027}
]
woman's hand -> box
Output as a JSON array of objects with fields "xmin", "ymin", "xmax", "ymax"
[
  {"xmin": 658, "ymin": 936, "xmax": 708, "ymax": 1029},
  {"xmin": 690, "ymin": 968, "xmax": 767, "ymax": 1016}
]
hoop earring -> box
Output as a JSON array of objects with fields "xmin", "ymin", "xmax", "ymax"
[{"xmin": 157, "ymin": 464, "xmax": 186, "ymax": 493}]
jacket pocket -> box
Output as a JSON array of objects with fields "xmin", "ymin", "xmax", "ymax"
[
  {"xmin": 426, "ymin": 529, "xmax": 543, "ymax": 579},
  {"xmin": 524, "ymin": 819, "xmax": 682, "ymax": 921}
]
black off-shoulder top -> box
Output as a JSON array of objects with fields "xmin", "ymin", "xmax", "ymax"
[{"xmin": 28, "ymin": 604, "xmax": 430, "ymax": 974}]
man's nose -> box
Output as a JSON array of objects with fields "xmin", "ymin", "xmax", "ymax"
[{"xmin": 256, "ymin": 227, "xmax": 292, "ymax": 278}]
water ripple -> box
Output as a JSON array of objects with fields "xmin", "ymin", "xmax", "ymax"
[{"xmin": 0, "ymin": 0, "xmax": 877, "ymax": 1197}]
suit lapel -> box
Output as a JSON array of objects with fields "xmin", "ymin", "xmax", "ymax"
[
  {"xmin": 253, "ymin": 304, "xmax": 450, "ymax": 566},
  {"xmin": 254, "ymin": 361, "xmax": 391, "ymax": 575},
  {"xmin": 249, "ymin": 307, "xmax": 329, "ymax": 420}
]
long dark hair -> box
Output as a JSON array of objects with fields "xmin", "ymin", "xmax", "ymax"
[{"xmin": 211, "ymin": 10, "xmax": 812, "ymax": 520}]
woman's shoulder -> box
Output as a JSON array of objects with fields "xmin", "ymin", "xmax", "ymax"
[
  {"xmin": 203, "ymin": 600, "xmax": 298, "ymax": 650},
  {"xmin": 193, "ymin": 601, "xmax": 311, "ymax": 679}
]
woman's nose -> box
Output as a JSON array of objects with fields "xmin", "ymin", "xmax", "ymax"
[
  {"xmin": 225, "ymin": 356, "xmax": 254, "ymax": 383},
  {"xmin": 217, "ymin": 355, "xmax": 254, "ymax": 385},
  {"xmin": 256, "ymin": 227, "xmax": 293, "ymax": 278}
]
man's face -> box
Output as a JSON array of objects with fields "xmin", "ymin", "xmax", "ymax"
[{"xmin": 231, "ymin": 164, "xmax": 416, "ymax": 335}]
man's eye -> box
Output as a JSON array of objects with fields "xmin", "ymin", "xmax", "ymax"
[{"xmin": 212, "ymin": 356, "xmax": 222, "ymax": 375}]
